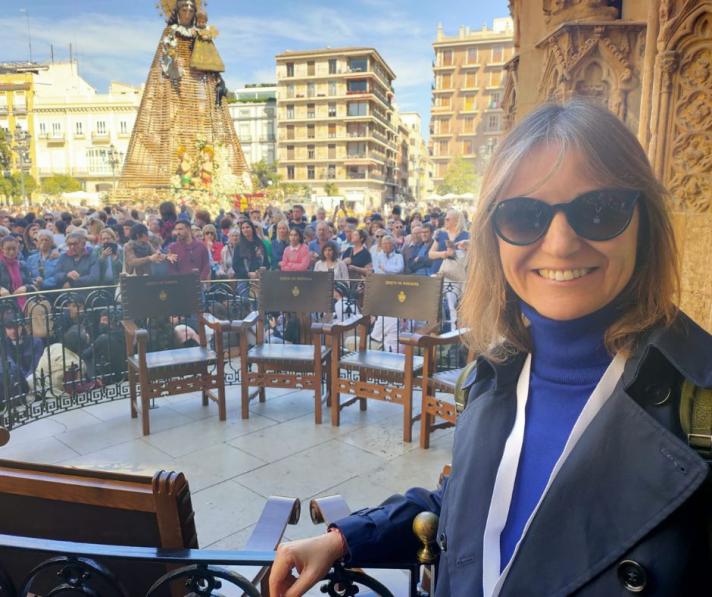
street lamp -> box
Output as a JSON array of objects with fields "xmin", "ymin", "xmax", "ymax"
[
  {"xmin": 13, "ymin": 124, "xmax": 32, "ymax": 206},
  {"xmin": 107, "ymin": 144, "xmax": 120, "ymax": 192}
]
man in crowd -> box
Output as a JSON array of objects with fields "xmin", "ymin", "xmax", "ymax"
[
  {"xmin": 289, "ymin": 205, "xmax": 307, "ymax": 232},
  {"xmin": 167, "ymin": 220, "xmax": 210, "ymax": 280},
  {"xmin": 407, "ymin": 224, "xmax": 437, "ymax": 276},
  {"xmin": 308, "ymin": 221, "xmax": 332, "ymax": 261},
  {"xmin": 52, "ymin": 232, "xmax": 100, "ymax": 289},
  {"xmin": 372, "ymin": 235, "xmax": 404, "ymax": 274}
]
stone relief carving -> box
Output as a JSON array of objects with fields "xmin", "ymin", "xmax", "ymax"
[
  {"xmin": 501, "ymin": 55, "xmax": 519, "ymax": 130},
  {"xmin": 543, "ymin": 0, "xmax": 619, "ymax": 25},
  {"xmin": 666, "ymin": 12, "xmax": 712, "ymax": 212},
  {"xmin": 537, "ymin": 23, "xmax": 646, "ymax": 124}
]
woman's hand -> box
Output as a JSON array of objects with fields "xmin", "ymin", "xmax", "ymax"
[
  {"xmin": 0, "ymin": 287, "xmax": 10, "ymax": 297},
  {"xmin": 149, "ymin": 252, "xmax": 163, "ymax": 263},
  {"xmin": 269, "ymin": 532, "xmax": 346, "ymax": 597},
  {"xmin": 101, "ymin": 247, "xmax": 113, "ymax": 258},
  {"xmin": 13, "ymin": 286, "xmax": 27, "ymax": 295}
]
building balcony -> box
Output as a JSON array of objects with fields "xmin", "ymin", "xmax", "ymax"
[
  {"xmin": 13, "ymin": 106, "xmax": 27, "ymax": 116},
  {"xmin": 432, "ymin": 87, "xmax": 456, "ymax": 95},
  {"xmin": 430, "ymin": 132, "xmax": 452, "ymax": 139},
  {"xmin": 0, "ymin": 107, "xmax": 8, "ymax": 116},
  {"xmin": 91, "ymin": 132, "xmax": 111, "ymax": 144},
  {"xmin": 460, "ymin": 63, "xmax": 481, "ymax": 70},
  {"xmin": 46, "ymin": 134, "xmax": 66, "ymax": 145},
  {"xmin": 433, "ymin": 63, "xmax": 457, "ymax": 71}
]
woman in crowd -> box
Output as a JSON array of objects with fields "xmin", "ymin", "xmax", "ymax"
[
  {"xmin": 26, "ymin": 230, "xmax": 59, "ymax": 290},
  {"xmin": 0, "ymin": 236, "xmax": 35, "ymax": 310},
  {"xmin": 372, "ymin": 235, "xmax": 404, "ymax": 274},
  {"xmin": 342, "ymin": 228, "xmax": 372, "ymax": 278},
  {"xmin": 313, "ymin": 241, "xmax": 349, "ymax": 281},
  {"xmin": 202, "ymin": 224, "xmax": 224, "ymax": 265},
  {"xmin": 269, "ymin": 101, "xmax": 712, "ymax": 596},
  {"xmin": 271, "ymin": 220, "xmax": 290, "ymax": 269},
  {"xmin": 233, "ymin": 220, "xmax": 269, "ymax": 279},
  {"xmin": 22, "ymin": 221, "xmax": 40, "ymax": 257},
  {"xmin": 94, "ymin": 227, "xmax": 123, "ymax": 285},
  {"xmin": 158, "ymin": 200, "xmax": 177, "ymax": 247},
  {"xmin": 217, "ymin": 228, "xmax": 239, "ymax": 278},
  {"xmin": 280, "ymin": 228, "xmax": 311, "ymax": 272}
]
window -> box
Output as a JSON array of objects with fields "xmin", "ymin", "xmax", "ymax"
[
  {"xmin": 438, "ymin": 140, "xmax": 449, "ymax": 156},
  {"xmin": 465, "ymin": 72, "xmax": 476, "ymax": 88},
  {"xmin": 287, "ymin": 84, "xmax": 295, "ymax": 98},
  {"xmin": 489, "ymin": 92, "xmax": 501, "ymax": 109},
  {"xmin": 329, "ymin": 59, "xmax": 337, "ymax": 74},
  {"xmin": 52, "ymin": 122, "xmax": 62, "ymax": 137},
  {"xmin": 328, "ymin": 103, "xmax": 337, "ymax": 118},
  {"xmin": 437, "ymin": 118, "xmax": 450, "ymax": 134},
  {"xmin": 86, "ymin": 148, "xmax": 113, "ymax": 174},
  {"xmin": 307, "ymin": 124, "xmax": 315, "ymax": 139},
  {"xmin": 440, "ymin": 74, "xmax": 452, "ymax": 89},
  {"xmin": 39, "ymin": 122, "xmax": 46, "ymax": 135},
  {"xmin": 307, "ymin": 61, "xmax": 315, "ymax": 76},
  {"xmin": 96, "ymin": 121, "xmax": 107, "ymax": 135},
  {"xmin": 349, "ymin": 57, "xmax": 368, "ymax": 73},
  {"xmin": 307, "ymin": 165, "xmax": 315, "ymax": 179},
  {"xmin": 348, "ymin": 142, "xmax": 366, "ymax": 157},
  {"xmin": 286, "ymin": 62, "xmax": 294, "ymax": 77},
  {"xmin": 347, "ymin": 79, "xmax": 368, "ymax": 94},
  {"xmin": 437, "ymin": 95, "xmax": 451, "ymax": 109},
  {"xmin": 327, "ymin": 164, "xmax": 336, "ymax": 179},
  {"xmin": 307, "ymin": 145, "xmax": 315, "ymax": 159},
  {"xmin": 463, "ymin": 140, "xmax": 474, "ymax": 155},
  {"xmin": 442, "ymin": 50, "xmax": 453, "ymax": 66},
  {"xmin": 287, "ymin": 165, "xmax": 295, "ymax": 179},
  {"xmin": 463, "ymin": 116, "xmax": 475, "ymax": 133},
  {"xmin": 307, "ymin": 104, "xmax": 315, "ymax": 119},
  {"xmin": 120, "ymin": 121, "xmax": 128, "ymax": 135},
  {"xmin": 492, "ymin": 46, "xmax": 503, "ymax": 63},
  {"xmin": 287, "ymin": 145, "xmax": 295, "ymax": 160},
  {"xmin": 463, "ymin": 96, "xmax": 475, "ymax": 112},
  {"xmin": 286, "ymin": 125, "xmax": 295, "ymax": 140},
  {"xmin": 488, "ymin": 114, "xmax": 500, "ymax": 131},
  {"xmin": 328, "ymin": 124, "xmax": 337, "ymax": 138},
  {"xmin": 347, "ymin": 102, "xmax": 368, "ymax": 117},
  {"xmin": 328, "ymin": 80, "xmax": 337, "ymax": 96},
  {"xmin": 490, "ymin": 71, "xmax": 501, "ymax": 87},
  {"xmin": 286, "ymin": 104, "xmax": 295, "ymax": 119},
  {"xmin": 307, "ymin": 82, "xmax": 316, "ymax": 97},
  {"xmin": 328, "ymin": 144, "xmax": 336, "ymax": 159},
  {"xmin": 467, "ymin": 48, "xmax": 478, "ymax": 64}
]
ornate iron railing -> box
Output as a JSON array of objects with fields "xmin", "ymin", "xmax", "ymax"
[
  {"xmin": 0, "ymin": 279, "xmax": 465, "ymax": 431},
  {"xmin": 0, "ymin": 532, "xmax": 422, "ymax": 596}
]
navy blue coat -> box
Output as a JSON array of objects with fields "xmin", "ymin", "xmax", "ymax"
[{"xmin": 336, "ymin": 312, "xmax": 712, "ymax": 595}]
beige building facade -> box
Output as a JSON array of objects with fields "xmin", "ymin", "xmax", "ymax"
[
  {"xmin": 504, "ymin": 0, "xmax": 712, "ymax": 331},
  {"xmin": 32, "ymin": 62, "xmax": 142, "ymax": 192},
  {"xmin": 429, "ymin": 18, "xmax": 515, "ymax": 188},
  {"xmin": 399, "ymin": 112, "xmax": 433, "ymax": 202},
  {"xmin": 275, "ymin": 47, "xmax": 400, "ymax": 209}
]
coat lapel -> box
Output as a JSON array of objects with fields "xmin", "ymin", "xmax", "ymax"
[{"xmin": 500, "ymin": 384, "xmax": 708, "ymax": 596}]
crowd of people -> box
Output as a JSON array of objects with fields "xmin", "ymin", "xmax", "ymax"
[{"xmin": 0, "ymin": 199, "xmax": 471, "ymax": 305}]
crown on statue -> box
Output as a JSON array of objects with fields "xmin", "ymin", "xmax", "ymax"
[{"xmin": 159, "ymin": 0, "xmax": 203, "ymax": 17}]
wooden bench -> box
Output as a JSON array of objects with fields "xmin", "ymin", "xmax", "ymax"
[{"xmin": 0, "ymin": 459, "xmax": 299, "ymax": 596}]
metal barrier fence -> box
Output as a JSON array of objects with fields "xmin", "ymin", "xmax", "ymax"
[{"xmin": 0, "ymin": 279, "xmax": 465, "ymax": 431}]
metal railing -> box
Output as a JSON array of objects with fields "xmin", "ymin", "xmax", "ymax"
[{"xmin": 0, "ymin": 278, "xmax": 465, "ymax": 431}]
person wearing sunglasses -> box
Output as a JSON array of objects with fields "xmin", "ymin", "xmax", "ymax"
[{"xmin": 269, "ymin": 101, "xmax": 712, "ymax": 597}]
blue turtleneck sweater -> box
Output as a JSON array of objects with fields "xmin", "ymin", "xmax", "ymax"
[{"xmin": 499, "ymin": 301, "xmax": 618, "ymax": 570}]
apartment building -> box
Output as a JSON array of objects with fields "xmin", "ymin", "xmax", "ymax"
[
  {"xmin": 228, "ymin": 84, "xmax": 277, "ymax": 166},
  {"xmin": 275, "ymin": 47, "xmax": 400, "ymax": 209},
  {"xmin": 399, "ymin": 112, "xmax": 433, "ymax": 202},
  {"xmin": 429, "ymin": 18, "xmax": 514, "ymax": 187}
]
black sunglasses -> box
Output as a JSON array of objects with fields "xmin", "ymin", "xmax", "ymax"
[{"xmin": 492, "ymin": 188, "xmax": 640, "ymax": 246}]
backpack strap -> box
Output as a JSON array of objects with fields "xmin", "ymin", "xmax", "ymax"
[
  {"xmin": 453, "ymin": 360, "xmax": 479, "ymax": 414},
  {"xmin": 679, "ymin": 379, "xmax": 712, "ymax": 462}
]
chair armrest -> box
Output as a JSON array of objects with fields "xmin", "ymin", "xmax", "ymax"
[
  {"xmin": 244, "ymin": 496, "xmax": 300, "ymax": 551},
  {"xmin": 309, "ymin": 495, "xmax": 352, "ymax": 525},
  {"xmin": 200, "ymin": 312, "xmax": 230, "ymax": 332},
  {"xmin": 401, "ymin": 327, "xmax": 469, "ymax": 348},
  {"xmin": 233, "ymin": 310, "xmax": 260, "ymax": 331},
  {"xmin": 313, "ymin": 314, "xmax": 369, "ymax": 336},
  {"xmin": 121, "ymin": 320, "xmax": 139, "ymax": 337}
]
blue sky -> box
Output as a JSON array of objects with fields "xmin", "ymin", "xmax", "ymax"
[{"xmin": 6, "ymin": 0, "xmax": 509, "ymax": 132}]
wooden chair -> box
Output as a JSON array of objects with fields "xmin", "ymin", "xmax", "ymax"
[
  {"xmin": 236, "ymin": 271, "xmax": 334, "ymax": 423},
  {"xmin": 319, "ymin": 274, "xmax": 443, "ymax": 442},
  {"xmin": 0, "ymin": 459, "xmax": 300, "ymax": 596},
  {"xmin": 401, "ymin": 329, "xmax": 470, "ymax": 449},
  {"xmin": 121, "ymin": 273, "xmax": 232, "ymax": 435}
]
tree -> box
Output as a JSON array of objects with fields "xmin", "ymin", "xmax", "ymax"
[
  {"xmin": 324, "ymin": 182, "xmax": 340, "ymax": 196},
  {"xmin": 250, "ymin": 160, "xmax": 281, "ymax": 190},
  {"xmin": 41, "ymin": 174, "xmax": 82, "ymax": 195},
  {"xmin": 437, "ymin": 156, "xmax": 480, "ymax": 195},
  {"xmin": 0, "ymin": 172, "xmax": 37, "ymax": 202},
  {"xmin": 0, "ymin": 129, "xmax": 11, "ymax": 173}
]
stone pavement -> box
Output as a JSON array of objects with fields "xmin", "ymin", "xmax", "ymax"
[{"xmin": 0, "ymin": 386, "xmax": 454, "ymax": 550}]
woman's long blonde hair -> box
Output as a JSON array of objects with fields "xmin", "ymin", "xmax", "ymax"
[{"xmin": 459, "ymin": 101, "xmax": 680, "ymax": 361}]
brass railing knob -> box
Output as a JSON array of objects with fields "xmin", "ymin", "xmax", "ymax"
[{"xmin": 413, "ymin": 511, "xmax": 440, "ymax": 565}]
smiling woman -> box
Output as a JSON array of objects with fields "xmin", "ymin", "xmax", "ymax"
[{"xmin": 268, "ymin": 101, "xmax": 712, "ymax": 597}]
